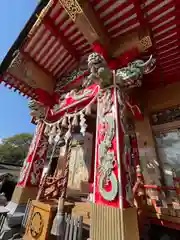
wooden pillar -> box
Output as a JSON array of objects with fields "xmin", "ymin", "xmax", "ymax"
[
  {"xmin": 11, "ymin": 121, "xmax": 48, "ymax": 204},
  {"xmin": 91, "ymin": 87, "xmax": 139, "ymax": 240}
]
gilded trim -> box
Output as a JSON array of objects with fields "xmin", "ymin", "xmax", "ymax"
[
  {"xmin": 58, "ymin": 0, "xmax": 83, "ymax": 22},
  {"xmin": 29, "ymin": 0, "xmax": 54, "ymax": 37},
  {"xmin": 139, "ymin": 36, "xmax": 152, "ymax": 51}
]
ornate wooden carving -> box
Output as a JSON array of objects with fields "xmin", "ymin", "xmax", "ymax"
[
  {"xmin": 59, "ymin": 0, "xmax": 109, "ymax": 46},
  {"xmin": 37, "ymin": 139, "xmax": 72, "ymax": 201},
  {"xmin": 151, "ymin": 106, "xmax": 180, "ymax": 125},
  {"xmin": 58, "ymin": 0, "xmax": 82, "ymax": 22},
  {"xmin": 38, "ymin": 176, "xmax": 64, "ymax": 200},
  {"xmin": 8, "ymin": 52, "xmax": 37, "ymax": 88},
  {"xmin": 139, "ymin": 36, "xmax": 152, "ymax": 52},
  {"xmin": 30, "ymin": 212, "xmax": 44, "ymax": 238}
]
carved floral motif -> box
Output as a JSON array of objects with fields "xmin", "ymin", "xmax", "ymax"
[
  {"xmin": 139, "ymin": 36, "xmax": 152, "ymax": 51},
  {"xmin": 55, "ymin": 70, "xmax": 86, "ymax": 92},
  {"xmin": 59, "ymin": 0, "xmax": 83, "ymax": 22}
]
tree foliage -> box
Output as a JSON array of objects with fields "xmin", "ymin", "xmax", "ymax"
[{"xmin": 0, "ymin": 133, "xmax": 33, "ymax": 166}]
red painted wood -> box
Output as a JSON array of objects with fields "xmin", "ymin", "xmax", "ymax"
[
  {"xmin": 153, "ymin": 21, "xmax": 178, "ymax": 36},
  {"xmin": 33, "ymin": 33, "xmax": 53, "ymax": 61},
  {"xmin": 48, "ymin": 84, "xmax": 99, "ymax": 121},
  {"xmin": 17, "ymin": 122, "xmax": 48, "ymax": 187},
  {"xmin": 94, "ymin": 88, "xmax": 121, "ymax": 208},
  {"xmin": 110, "ymin": 18, "xmax": 139, "ymax": 37},
  {"xmin": 105, "ymin": 8, "xmax": 136, "ymax": 30},
  {"xmin": 22, "ymin": 50, "xmax": 53, "ymax": 77},
  {"xmin": 150, "ymin": 11, "xmax": 175, "ymax": 29},
  {"xmin": 48, "ymin": 49, "xmax": 69, "ymax": 72},
  {"xmin": 50, "ymin": 4, "xmax": 64, "ymax": 21},
  {"xmin": 41, "ymin": 41, "xmax": 62, "ymax": 68},
  {"xmin": 44, "ymin": 16, "xmax": 79, "ymax": 59},
  {"xmin": 150, "ymin": 218, "xmax": 180, "ymax": 231},
  {"xmin": 144, "ymin": 185, "xmax": 176, "ymax": 191}
]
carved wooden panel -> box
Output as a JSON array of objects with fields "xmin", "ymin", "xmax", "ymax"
[
  {"xmin": 8, "ymin": 52, "xmax": 54, "ymax": 93},
  {"xmin": 151, "ymin": 106, "xmax": 180, "ymax": 126},
  {"xmin": 68, "ymin": 133, "xmax": 93, "ymax": 191}
]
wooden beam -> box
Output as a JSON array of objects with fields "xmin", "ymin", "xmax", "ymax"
[
  {"xmin": 59, "ymin": 0, "xmax": 152, "ymax": 57},
  {"xmin": 130, "ymin": 0, "xmax": 147, "ymax": 34},
  {"xmin": 43, "ymin": 16, "xmax": 80, "ymax": 61},
  {"xmin": 111, "ymin": 31, "xmax": 152, "ymax": 57},
  {"xmin": 21, "ymin": 50, "xmax": 53, "ymax": 78},
  {"xmin": 110, "ymin": 0, "xmax": 152, "ymax": 57},
  {"xmin": 58, "ymin": 0, "xmax": 110, "ymax": 49}
]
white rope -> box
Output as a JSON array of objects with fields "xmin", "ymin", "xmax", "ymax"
[{"xmin": 43, "ymin": 83, "xmax": 141, "ymax": 127}]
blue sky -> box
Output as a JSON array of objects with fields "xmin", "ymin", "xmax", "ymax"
[{"xmin": 0, "ymin": 1, "xmax": 38, "ymax": 139}]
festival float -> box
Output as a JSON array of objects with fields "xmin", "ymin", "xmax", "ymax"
[{"xmin": 0, "ymin": 0, "xmax": 180, "ymax": 239}]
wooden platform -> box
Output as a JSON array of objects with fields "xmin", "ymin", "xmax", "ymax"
[
  {"xmin": 23, "ymin": 200, "xmax": 74, "ymax": 240},
  {"xmin": 147, "ymin": 204, "xmax": 180, "ymax": 230},
  {"xmin": 71, "ymin": 201, "xmax": 91, "ymax": 226}
]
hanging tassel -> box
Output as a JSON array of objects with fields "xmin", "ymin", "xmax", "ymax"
[
  {"xmin": 80, "ymin": 112, "xmax": 87, "ymax": 136},
  {"xmin": 48, "ymin": 135, "xmax": 54, "ymax": 145},
  {"xmin": 54, "ymin": 134, "xmax": 60, "ymax": 143},
  {"xmin": 80, "ymin": 123, "xmax": 87, "ymax": 136},
  {"xmin": 80, "ymin": 111, "xmax": 85, "ymax": 120},
  {"xmin": 62, "ymin": 116, "xmax": 68, "ymax": 127},
  {"xmin": 51, "ymin": 197, "xmax": 65, "ymax": 237},
  {"xmin": 64, "ymin": 116, "xmax": 72, "ymax": 142},
  {"xmin": 51, "ymin": 125, "xmax": 57, "ymax": 135},
  {"xmin": 72, "ymin": 114, "xmax": 78, "ymax": 126},
  {"xmin": 64, "ymin": 128, "xmax": 71, "ymax": 143},
  {"xmin": 85, "ymin": 104, "xmax": 91, "ymax": 115}
]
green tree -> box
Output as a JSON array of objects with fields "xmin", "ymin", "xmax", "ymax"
[{"xmin": 0, "ymin": 133, "xmax": 33, "ymax": 166}]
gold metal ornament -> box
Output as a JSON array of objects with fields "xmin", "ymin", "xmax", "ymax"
[
  {"xmin": 58, "ymin": 0, "xmax": 83, "ymax": 22},
  {"xmin": 139, "ymin": 36, "xmax": 152, "ymax": 52}
]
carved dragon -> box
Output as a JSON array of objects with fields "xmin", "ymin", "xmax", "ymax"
[
  {"xmin": 54, "ymin": 53, "xmax": 156, "ymax": 109},
  {"xmin": 116, "ymin": 55, "xmax": 156, "ymax": 88},
  {"xmin": 98, "ymin": 90, "xmax": 118, "ymax": 201},
  {"xmin": 84, "ymin": 53, "xmax": 156, "ymax": 89}
]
